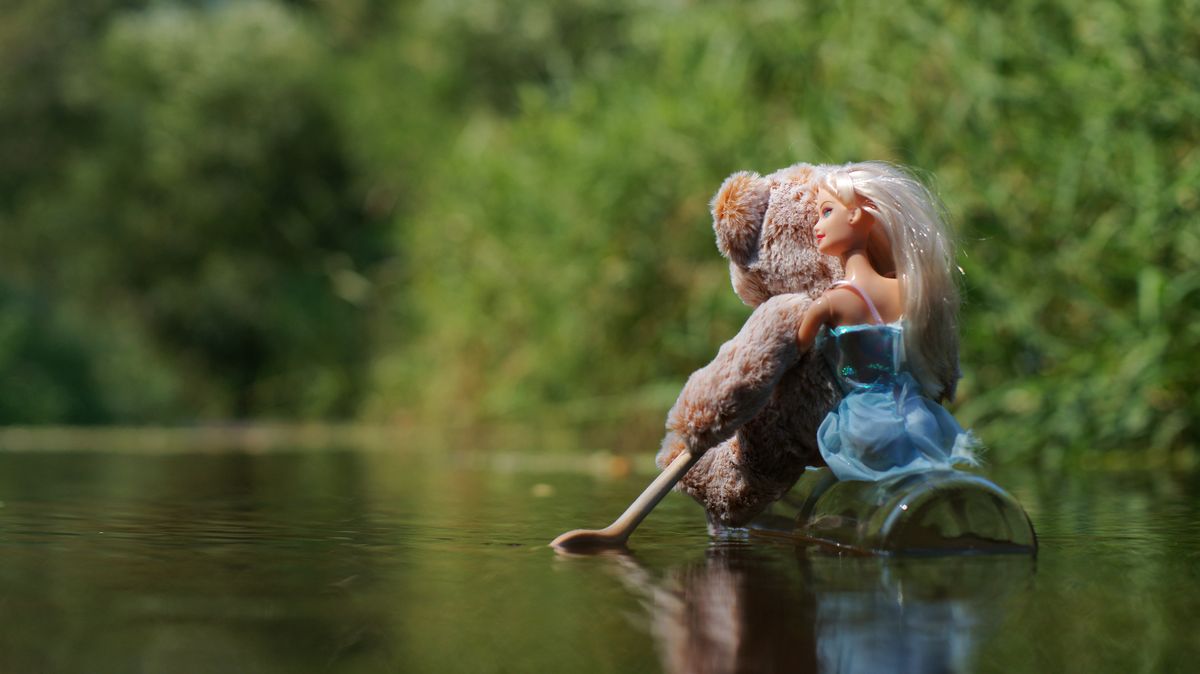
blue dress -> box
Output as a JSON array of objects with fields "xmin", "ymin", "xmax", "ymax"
[{"xmin": 816, "ymin": 283, "xmax": 978, "ymax": 482}]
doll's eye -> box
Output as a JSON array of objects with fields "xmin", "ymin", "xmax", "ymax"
[{"xmin": 821, "ymin": 208, "xmax": 832, "ymax": 218}]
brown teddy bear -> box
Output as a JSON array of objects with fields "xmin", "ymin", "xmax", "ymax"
[{"xmin": 655, "ymin": 163, "xmax": 843, "ymax": 527}]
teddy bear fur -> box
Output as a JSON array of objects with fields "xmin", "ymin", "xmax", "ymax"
[{"xmin": 655, "ymin": 163, "xmax": 843, "ymax": 527}]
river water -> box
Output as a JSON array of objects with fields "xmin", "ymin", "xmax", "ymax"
[{"xmin": 0, "ymin": 435, "xmax": 1195, "ymax": 673}]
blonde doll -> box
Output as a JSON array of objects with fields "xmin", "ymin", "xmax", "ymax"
[{"xmin": 797, "ymin": 161, "xmax": 978, "ymax": 481}]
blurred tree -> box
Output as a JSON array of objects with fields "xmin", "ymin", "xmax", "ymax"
[
  {"xmin": 64, "ymin": 1, "xmax": 387, "ymax": 417},
  {"xmin": 0, "ymin": 0, "xmax": 1195, "ymax": 457},
  {"xmin": 0, "ymin": 0, "xmax": 153, "ymax": 423},
  {"xmin": 1, "ymin": 0, "xmax": 389, "ymax": 420},
  {"xmin": 0, "ymin": 284, "xmax": 104, "ymax": 424},
  {"xmin": 0, "ymin": 0, "xmax": 140, "ymax": 215}
]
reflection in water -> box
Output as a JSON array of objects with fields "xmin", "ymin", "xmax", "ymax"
[
  {"xmin": 1, "ymin": 442, "xmax": 1194, "ymax": 673},
  {"xmin": 0, "ymin": 451, "xmax": 390, "ymax": 673},
  {"xmin": 608, "ymin": 542, "xmax": 1034, "ymax": 674}
]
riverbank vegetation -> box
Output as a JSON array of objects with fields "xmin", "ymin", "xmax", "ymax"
[{"xmin": 2, "ymin": 0, "xmax": 1196, "ymax": 458}]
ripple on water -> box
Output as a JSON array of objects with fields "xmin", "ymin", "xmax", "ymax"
[{"xmin": 0, "ymin": 447, "xmax": 1195, "ymax": 674}]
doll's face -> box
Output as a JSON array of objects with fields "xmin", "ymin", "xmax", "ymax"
[{"xmin": 814, "ymin": 187, "xmax": 861, "ymax": 257}]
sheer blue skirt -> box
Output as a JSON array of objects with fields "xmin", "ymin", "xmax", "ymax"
[{"xmin": 818, "ymin": 373, "xmax": 979, "ymax": 482}]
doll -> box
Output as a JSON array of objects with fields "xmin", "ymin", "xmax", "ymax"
[
  {"xmin": 797, "ymin": 161, "xmax": 978, "ymax": 480},
  {"xmin": 657, "ymin": 161, "xmax": 977, "ymax": 518}
]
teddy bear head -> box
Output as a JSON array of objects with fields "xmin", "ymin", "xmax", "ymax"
[{"xmin": 710, "ymin": 163, "xmax": 841, "ymax": 306}]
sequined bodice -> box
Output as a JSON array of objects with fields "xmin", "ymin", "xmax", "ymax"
[{"xmin": 821, "ymin": 322, "xmax": 904, "ymax": 393}]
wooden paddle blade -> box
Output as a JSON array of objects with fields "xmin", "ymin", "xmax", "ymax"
[
  {"xmin": 550, "ymin": 527, "xmax": 629, "ymax": 552},
  {"xmin": 550, "ymin": 450, "xmax": 702, "ymax": 553}
]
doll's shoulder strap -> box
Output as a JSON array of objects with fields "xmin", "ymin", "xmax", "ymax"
[{"xmin": 830, "ymin": 280, "xmax": 884, "ymax": 325}]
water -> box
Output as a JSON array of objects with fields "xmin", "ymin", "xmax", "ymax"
[{"xmin": 0, "ymin": 437, "xmax": 1196, "ymax": 673}]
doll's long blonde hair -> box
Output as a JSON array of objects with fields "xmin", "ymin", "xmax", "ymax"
[{"xmin": 821, "ymin": 161, "xmax": 961, "ymax": 401}]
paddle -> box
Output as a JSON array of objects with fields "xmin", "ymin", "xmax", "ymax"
[{"xmin": 550, "ymin": 450, "xmax": 702, "ymax": 551}]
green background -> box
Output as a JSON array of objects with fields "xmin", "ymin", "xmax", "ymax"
[{"xmin": 2, "ymin": 0, "xmax": 1196, "ymax": 460}]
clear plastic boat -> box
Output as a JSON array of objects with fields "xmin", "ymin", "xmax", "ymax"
[{"xmin": 747, "ymin": 467, "xmax": 1037, "ymax": 555}]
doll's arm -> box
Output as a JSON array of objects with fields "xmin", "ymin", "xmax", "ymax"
[
  {"xmin": 661, "ymin": 293, "xmax": 812, "ymax": 458},
  {"xmin": 796, "ymin": 294, "xmax": 834, "ymax": 352}
]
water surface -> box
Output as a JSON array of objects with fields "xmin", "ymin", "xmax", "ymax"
[{"xmin": 0, "ymin": 436, "xmax": 1195, "ymax": 673}]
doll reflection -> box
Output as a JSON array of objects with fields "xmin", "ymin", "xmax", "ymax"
[{"xmin": 609, "ymin": 542, "xmax": 1033, "ymax": 674}]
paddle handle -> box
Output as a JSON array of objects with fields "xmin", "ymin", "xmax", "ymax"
[{"xmin": 605, "ymin": 450, "xmax": 702, "ymax": 537}]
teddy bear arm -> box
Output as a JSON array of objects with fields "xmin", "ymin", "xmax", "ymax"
[{"xmin": 658, "ymin": 294, "xmax": 812, "ymax": 463}]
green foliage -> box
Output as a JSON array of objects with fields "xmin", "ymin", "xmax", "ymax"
[
  {"xmin": 0, "ymin": 285, "xmax": 104, "ymax": 423},
  {"xmin": 364, "ymin": 0, "xmax": 1200, "ymax": 456},
  {"xmin": 2, "ymin": 0, "xmax": 386, "ymax": 420},
  {"xmin": 1, "ymin": 0, "xmax": 1196, "ymax": 456}
]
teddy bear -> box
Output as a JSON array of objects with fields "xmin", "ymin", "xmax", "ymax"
[{"xmin": 655, "ymin": 163, "xmax": 843, "ymax": 527}]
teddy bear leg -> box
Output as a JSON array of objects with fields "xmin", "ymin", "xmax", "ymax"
[{"xmin": 656, "ymin": 433, "xmax": 800, "ymax": 528}]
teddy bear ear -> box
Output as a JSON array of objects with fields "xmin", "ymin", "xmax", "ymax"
[{"xmin": 711, "ymin": 171, "xmax": 770, "ymax": 266}]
